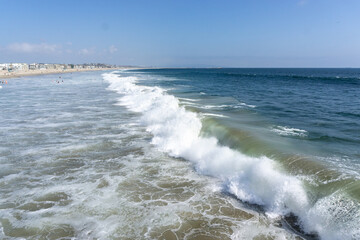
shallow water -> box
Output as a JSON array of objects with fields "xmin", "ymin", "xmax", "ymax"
[{"xmin": 0, "ymin": 69, "xmax": 359, "ymax": 239}]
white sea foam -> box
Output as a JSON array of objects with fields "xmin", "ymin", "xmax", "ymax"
[
  {"xmin": 271, "ymin": 125, "xmax": 308, "ymax": 137},
  {"xmin": 201, "ymin": 113, "xmax": 228, "ymax": 118},
  {"xmin": 239, "ymin": 102, "xmax": 256, "ymax": 108},
  {"xmin": 103, "ymin": 72, "xmax": 359, "ymax": 240},
  {"xmin": 179, "ymin": 101, "xmax": 198, "ymax": 106},
  {"xmin": 196, "ymin": 103, "xmax": 255, "ymax": 110},
  {"xmin": 178, "ymin": 97, "xmax": 200, "ymax": 102}
]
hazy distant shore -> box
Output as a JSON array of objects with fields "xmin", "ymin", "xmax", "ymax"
[{"xmin": 0, "ymin": 67, "xmax": 133, "ymax": 79}]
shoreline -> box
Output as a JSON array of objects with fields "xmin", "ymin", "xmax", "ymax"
[{"xmin": 0, "ymin": 67, "xmax": 132, "ymax": 79}]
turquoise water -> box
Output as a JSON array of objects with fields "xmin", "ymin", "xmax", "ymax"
[
  {"xmin": 111, "ymin": 68, "xmax": 360, "ymax": 239},
  {"xmin": 0, "ymin": 69, "xmax": 359, "ymax": 239},
  {"xmin": 136, "ymin": 68, "xmax": 360, "ymax": 168}
]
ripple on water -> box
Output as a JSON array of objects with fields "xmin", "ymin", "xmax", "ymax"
[{"xmin": 0, "ymin": 72, "xmax": 305, "ymax": 239}]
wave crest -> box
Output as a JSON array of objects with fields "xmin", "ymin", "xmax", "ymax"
[{"xmin": 103, "ymin": 72, "xmax": 359, "ymax": 240}]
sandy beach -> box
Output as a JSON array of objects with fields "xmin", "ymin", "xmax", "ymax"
[{"xmin": 0, "ymin": 67, "xmax": 124, "ymax": 79}]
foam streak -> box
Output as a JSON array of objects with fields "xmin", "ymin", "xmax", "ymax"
[{"xmin": 103, "ymin": 72, "xmax": 359, "ymax": 240}]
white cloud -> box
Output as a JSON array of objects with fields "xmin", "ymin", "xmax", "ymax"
[
  {"xmin": 79, "ymin": 48, "xmax": 95, "ymax": 55},
  {"xmin": 109, "ymin": 45, "xmax": 118, "ymax": 54},
  {"xmin": 6, "ymin": 42, "xmax": 61, "ymax": 53},
  {"xmin": 3, "ymin": 42, "xmax": 102, "ymax": 57}
]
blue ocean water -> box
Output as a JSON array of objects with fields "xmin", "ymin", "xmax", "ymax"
[
  {"xmin": 0, "ymin": 69, "xmax": 359, "ymax": 239},
  {"xmin": 114, "ymin": 68, "xmax": 360, "ymax": 239},
  {"xmin": 135, "ymin": 68, "xmax": 360, "ymax": 171}
]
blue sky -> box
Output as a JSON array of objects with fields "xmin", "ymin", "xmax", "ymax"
[{"xmin": 1, "ymin": 0, "xmax": 360, "ymax": 67}]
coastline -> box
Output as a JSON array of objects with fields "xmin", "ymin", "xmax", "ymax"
[{"xmin": 0, "ymin": 67, "xmax": 131, "ymax": 79}]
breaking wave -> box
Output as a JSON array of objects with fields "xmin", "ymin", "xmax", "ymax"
[{"xmin": 103, "ymin": 72, "xmax": 360, "ymax": 240}]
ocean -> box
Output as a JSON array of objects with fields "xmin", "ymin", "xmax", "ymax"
[{"xmin": 0, "ymin": 68, "xmax": 359, "ymax": 239}]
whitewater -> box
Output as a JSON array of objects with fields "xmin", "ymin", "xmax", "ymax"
[
  {"xmin": 1, "ymin": 70, "xmax": 359, "ymax": 240},
  {"xmin": 103, "ymin": 71, "xmax": 359, "ymax": 240}
]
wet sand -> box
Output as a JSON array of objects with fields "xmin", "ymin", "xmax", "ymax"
[{"xmin": 0, "ymin": 68, "xmax": 124, "ymax": 79}]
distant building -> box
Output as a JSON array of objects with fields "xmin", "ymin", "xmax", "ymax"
[
  {"xmin": 29, "ymin": 63, "xmax": 37, "ymax": 70},
  {"xmin": 45, "ymin": 64, "xmax": 56, "ymax": 70},
  {"xmin": 53, "ymin": 64, "xmax": 61, "ymax": 69},
  {"xmin": 0, "ymin": 64, "xmax": 8, "ymax": 70},
  {"xmin": 0, "ymin": 63, "xmax": 28, "ymax": 71},
  {"xmin": 18, "ymin": 63, "xmax": 29, "ymax": 71},
  {"xmin": 38, "ymin": 64, "xmax": 47, "ymax": 70},
  {"xmin": 1, "ymin": 62, "xmax": 117, "ymax": 71}
]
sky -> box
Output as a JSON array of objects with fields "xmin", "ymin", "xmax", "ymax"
[{"xmin": 1, "ymin": 0, "xmax": 360, "ymax": 67}]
